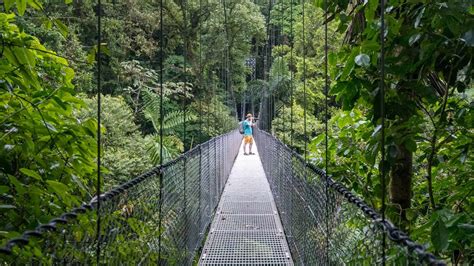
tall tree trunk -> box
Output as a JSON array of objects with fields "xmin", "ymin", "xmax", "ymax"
[{"xmin": 390, "ymin": 144, "xmax": 412, "ymax": 221}]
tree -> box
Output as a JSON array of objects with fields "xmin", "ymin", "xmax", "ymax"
[{"xmin": 77, "ymin": 95, "xmax": 153, "ymax": 189}]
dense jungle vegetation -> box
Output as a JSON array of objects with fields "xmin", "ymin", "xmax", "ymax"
[{"xmin": 0, "ymin": 0, "xmax": 472, "ymax": 264}]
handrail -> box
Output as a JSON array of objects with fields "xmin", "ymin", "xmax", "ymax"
[
  {"xmin": 0, "ymin": 130, "xmax": 241, "ymax": 265},
  {"xmin": 255, "ymin": 129, "xmax": 444, "ymax": 265}
]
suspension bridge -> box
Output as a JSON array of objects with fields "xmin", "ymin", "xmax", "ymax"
[
  {"xmin": 0, "ymin": 0, "xmax": 457, "ymax": 264},
  {"xmin": 0, "ymin": 129, "xmax": 443, "ymax": 265}
]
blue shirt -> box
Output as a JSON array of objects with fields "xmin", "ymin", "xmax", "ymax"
[{"xmin": 243, "ymin": 120, "xmax": 253, "ymax": 136}]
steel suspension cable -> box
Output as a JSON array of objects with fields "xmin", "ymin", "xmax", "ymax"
[
  {"xmin": 323, "ymin": 0, "xmax": 330, "ymax": 263},
  {"xmin": 182, "ymin": 0, "xmax": 188, "ymax": 249},
  {"xmin": 222, "ymin": 0, "xmax": 231, "ymax": 121},
  {"xmin": 198, "ymin": 0, "xmax": 203, "ymax": 143},
  {"xmin": 380, "ymin": 0, "xmax": 387, "ymax": 264},
  {"xmin": 158, "ymin": 0, "xmax": 164, "ymax": 260},
  {"xmin": 183, "ymin": 0, "xmax": 188, "ymax": 150},
  {"xmin": 290, "ymin": 0, "xmax": 294, "ymax": 147},
  {"xmin": 302, "ymin": 0, "xmax": 307, "ymax": 164},
  {"xmin": 280, "ymin": 0, "xmax": 284, "ymax": 142},
  {"xmin": 198, "ymin": 0, "xmax": 203, "ymax": 235},
  {"xmin": 95, "ymin": 0, "xmax": 102, "ymax": 263},
  {"xmin": 270, "ymin": 0, "xmax": 275, "ymax": 132}
]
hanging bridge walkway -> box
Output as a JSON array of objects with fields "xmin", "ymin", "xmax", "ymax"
[
  {"xmin": 0, "ymin": 130, "xmax": 444, "ymax": 265},
  {"xmin": 199, "ymin": 142, "xmax": 292, "ymax": 265}
]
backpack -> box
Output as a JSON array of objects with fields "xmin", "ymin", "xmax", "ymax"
[{"xmin": 238, "ymin": 121, "xmax": 244, "ymax": 134}]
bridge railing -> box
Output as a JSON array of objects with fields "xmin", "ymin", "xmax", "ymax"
[
  {"xmin": 0, "ymin": 130, "xmax": 241, "ymax": 265},
  {"xmin": 254, "ymin": 129, "xmax": 444, "ymax": 265}
]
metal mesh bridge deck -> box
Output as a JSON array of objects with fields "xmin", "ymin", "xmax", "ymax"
[{"xmin": 199, "ymin": 141, "xmax": 293, "ymax": 265}]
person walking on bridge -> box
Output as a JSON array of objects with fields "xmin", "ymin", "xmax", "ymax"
[{"xmin": 243, "ymin": 113, "xmax": 255, "ymax": 155}]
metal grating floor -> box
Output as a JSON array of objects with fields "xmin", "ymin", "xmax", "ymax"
[
  {"xmin": 199, "ymin": 141, "xmax": 293, "ymax": 265},
  {"xmin": 220, "ymin": 202, "xmax": 274, "ymax": 215}
]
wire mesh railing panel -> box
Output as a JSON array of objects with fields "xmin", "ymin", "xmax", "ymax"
[
  {"xmin": 326, "ymin": 187, "xmax": 382, "ymax": 265},
  {"xmin": 0, "ymin": 131, "xmax": 241, "ymax": 265},
  {"xmin": 276, "ymin": 143, "xmax": 293, "ymax": 244},
  {"xmin": 200, "ymin": 142, "xmax": 212, "ymax": 236},
  {"xmin": 0, "ymin": 165, "xmax": 163, "ymax": 265},
  {"xmin": 217, "ymin": 137, "xmax": 224, "ymax": 195},
  {"xmin": 287, "ymin": 154, "xmax": 327, "ymax": 265},
  {"xmin": 254, "ymin": 129, "xmax": 444, "ymax": 265},
  {"xmin": 208, "ymin": 138, "xmax": 218, "ymax": 217},
  {"xmin": 184, "ymin": 147, "xmax": 203, "ymax": 259},
  {"xmin": 161, "ymin": 159, "xmax": 187, "ymax": 263},
  {"xmin": 97, "ymin": 170, "xmax": 163, "ymax": 264}
]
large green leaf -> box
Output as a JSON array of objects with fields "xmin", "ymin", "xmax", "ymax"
[
  {"xmin": 46, "ymin": 180, "xmax": 69, "ymax": 199},
  {"xmin": 19, "ymin": 168, "xmax": 42, "ymax": 181},
  {"xmin": 54, "ymin": 19, "xmax": 69, "ymax": 37},
  {"xmin": 431, "ymin": 219, "xmax": 449, "ymax": 251},
  {"xmin": 16, "ymin": 0, "xmax": 27, "ymax": 15}
]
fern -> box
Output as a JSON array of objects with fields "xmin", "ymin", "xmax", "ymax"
[
  {"xmin": 147, "ymin": 134, "xmax": 184, "ymax": 164},
  {"xmin": 143, "ymin": 89, "xmax": 197, "ymax": 133},
  {"xmin": 142, "ymin": 89, "xmax": 197, "ymax": 164}
]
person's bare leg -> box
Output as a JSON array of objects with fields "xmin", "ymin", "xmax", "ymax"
[
  {"xmin": 243, "ymin": 142, "xmax": 247, "ymax": 154},
  {"xmin": 249, "ymin": 143, "xmax": 253, "ymax": 154}
]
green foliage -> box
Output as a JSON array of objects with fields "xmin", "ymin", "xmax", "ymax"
[
  {"xmin": 273, "ymin": 103, "xmax": 320, "ymax": 153},
  {"xmin": 309, "ymin": 109, "xmax": 381, "ymax": 206},
  {"xmin": 142, "ymin": 89, "xmax": 190, "ymax": 164},
  {"xmin": 3, "ymin": 0, "xmax": 45, "ymax": 16},
  {"xmin": 313, "ymin": 0, "xmax": 473, "ymax": 262},
  {"xmin": 0, "ymin": 12, "xmax": 97, "ymax": 244},
  {"xmin": 0, "ymin": 0, "xmax": 260, "ymax": 261},
  {"xmin": 77, "ymin": 95, "xmax": 153, "ymax": 189},
  {"xmin": 266, "ymin": 0, "xmax": 473, "ymax": 263},
  {"xmin": 191, "ymin": 94, "xmax": 237, "ymax": 138}
]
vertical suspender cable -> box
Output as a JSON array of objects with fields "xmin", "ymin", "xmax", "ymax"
[
  {"xmin": 323, "ymin": 1, "xmax": 329, "ymax": 184},
  {"xmin": 222, "ymin": 0, "xmax": 228, "ymax": 186},
  {"xmin": 198, "ymin": 0, "xmax": 203, "ymax": 143},
  {"xmin": 270, "ymin": 0, "xmax": 275, "ymax": 132},
  {"xmin": 197, "ymin": 0, "xmax": 203, "ymax": 236},
  {"xmin": 302, "ymin": 0, "xmax": 307, "ymax": 164},
  {"xmin": 95, "ymin": 0, "xmax": 102, "ymax": 264},
  {"xmin": 279, "ymin": 0, "xmax": 284, "ymax": 143},
  {"xmin": 222, "ymin": 0, "xmax": 230, "ymax": 121},
  {"xmin": 290, "ymin": 0, "xmax": 294, "ymax": 147},
  {"xmin": 182, "ymin": 0, "xmax": 188, "ymax": 248},
  {"xmin": 183, "ymin": 0, "xmax": 188, "ymax": 151},
  {"xmin": 158, "ymin": 0, "xmax": 164, "ymax": 260},
  {"xmin": 380, "ymin": 0, "xmax": 387, "ymax": 264},
  {"xmin": 323, "ymin": 0, "xmax": 329, "ymax": 263}
]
